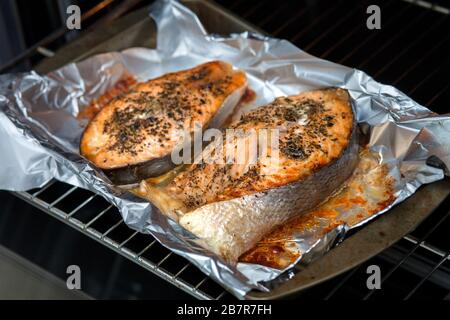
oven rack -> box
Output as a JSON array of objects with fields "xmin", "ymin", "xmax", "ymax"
[
  {"xmin": 13, "ymin": 180, "xmax": 230, "ymax": 300},
  {"xmin": 3, "ymin": 0, "xmax": 450, "ymax": 299},
  {"xmin": 12, "ymin": 177, "xmax": 450, "ymax": 300}
]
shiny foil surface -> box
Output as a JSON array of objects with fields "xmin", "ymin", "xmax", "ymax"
[{"xmin": 0, "ymin": 0, "xmax": 449, "ymax": 298}]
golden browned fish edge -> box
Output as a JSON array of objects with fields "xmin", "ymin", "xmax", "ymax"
[
  {"xmin": 80, "ymin": 61, "xmax": 247, "ymax": 184},
  {"xmin": 139, "ymin": 88, "xmax": 360, "ymax": 262}
]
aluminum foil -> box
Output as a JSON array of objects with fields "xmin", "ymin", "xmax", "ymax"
[{"xmin": 0, "ymin": 0, "xmax": 449, "ymax": 298}]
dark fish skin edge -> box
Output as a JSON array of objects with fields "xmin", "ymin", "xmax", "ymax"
[
  {"xmin": 95, "ymin": 92, "xmax": 247, "ymax": 185},
  {"xmin": 102, "ymin": 153, "xmax": 176, "ymax": 185},
  {"xmin": 101, "ymin": 134, "xmax": 200, "ymax": 185}
]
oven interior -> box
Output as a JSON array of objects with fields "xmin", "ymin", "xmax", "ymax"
[{"xmin": 0, "ymin": 0, "xmax": 449, "ymax": 300}]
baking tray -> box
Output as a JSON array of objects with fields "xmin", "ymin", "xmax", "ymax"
[{"xmin": 31, "ymin": 0, "xmax": 450, "ymax": 299}]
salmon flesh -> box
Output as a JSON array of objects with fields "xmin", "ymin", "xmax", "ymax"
[
  {"xmin": 140, "ymin": 88, "xmax": 359, "ymax": 262},
  {"xmin": 80, "ymin": 61, "xmax": 247, "ymax": 185}
]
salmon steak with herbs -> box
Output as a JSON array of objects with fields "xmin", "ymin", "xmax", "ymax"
[
  {"xmin": 80, "ymin": 61, "xmax": 247, "ymax": 185},
  {"xmin": 139, "ymin": 88, "xmax": 359, "ymax": 262}
]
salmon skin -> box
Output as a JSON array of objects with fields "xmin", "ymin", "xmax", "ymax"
[
  {"xmin": 80, "ymin": 61, "xmax": 247, "ymax": 185},
  {"xmin": 140, "ymin": 88, "xmax": 359, "ymax": 262}
]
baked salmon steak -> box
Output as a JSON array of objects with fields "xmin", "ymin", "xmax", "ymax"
[
  {"xmin": 80, "ymin": 61, "xmax": 247, "ymax": 185},
  {"xmin": 139, "ymin": 88, "xmax": 359, "ymax": 262}
]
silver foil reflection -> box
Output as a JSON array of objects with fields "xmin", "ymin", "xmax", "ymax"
[{"xmin": 0, "ymin": 0, "xmax": 449, "ymax": 298}]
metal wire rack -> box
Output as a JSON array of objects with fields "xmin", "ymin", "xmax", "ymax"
[
  {"xmin": 3, "ymin": 0, "xmax": 450, "ymax": 299},
  {"xmin": 0, "ymin": 0, "xmax": 148, "ymax": 73},
  {"xmin": 13, "ymin": 180, "xmax": 230, "ymax": 300}
]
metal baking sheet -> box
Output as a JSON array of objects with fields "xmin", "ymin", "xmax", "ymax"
[{"xmin": 2, "ymin": 0, "xmax": 449, "ymax": 299}]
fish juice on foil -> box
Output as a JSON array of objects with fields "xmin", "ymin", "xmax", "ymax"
[{"xmin": 0, "ymin": 0, "xmax": 449, "ymax": 298}]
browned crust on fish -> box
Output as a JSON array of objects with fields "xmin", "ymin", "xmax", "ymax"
[
  {"xmin": 167, "ymin": 88, "xmax": 354, "ymax": 210},
  {"xmin": 80, "ymin": 61, "xmax": 247, "ymax": 172},
  {"xmin": 77, "ymin": 75, "xmax": 137, "ymax": 121}
]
